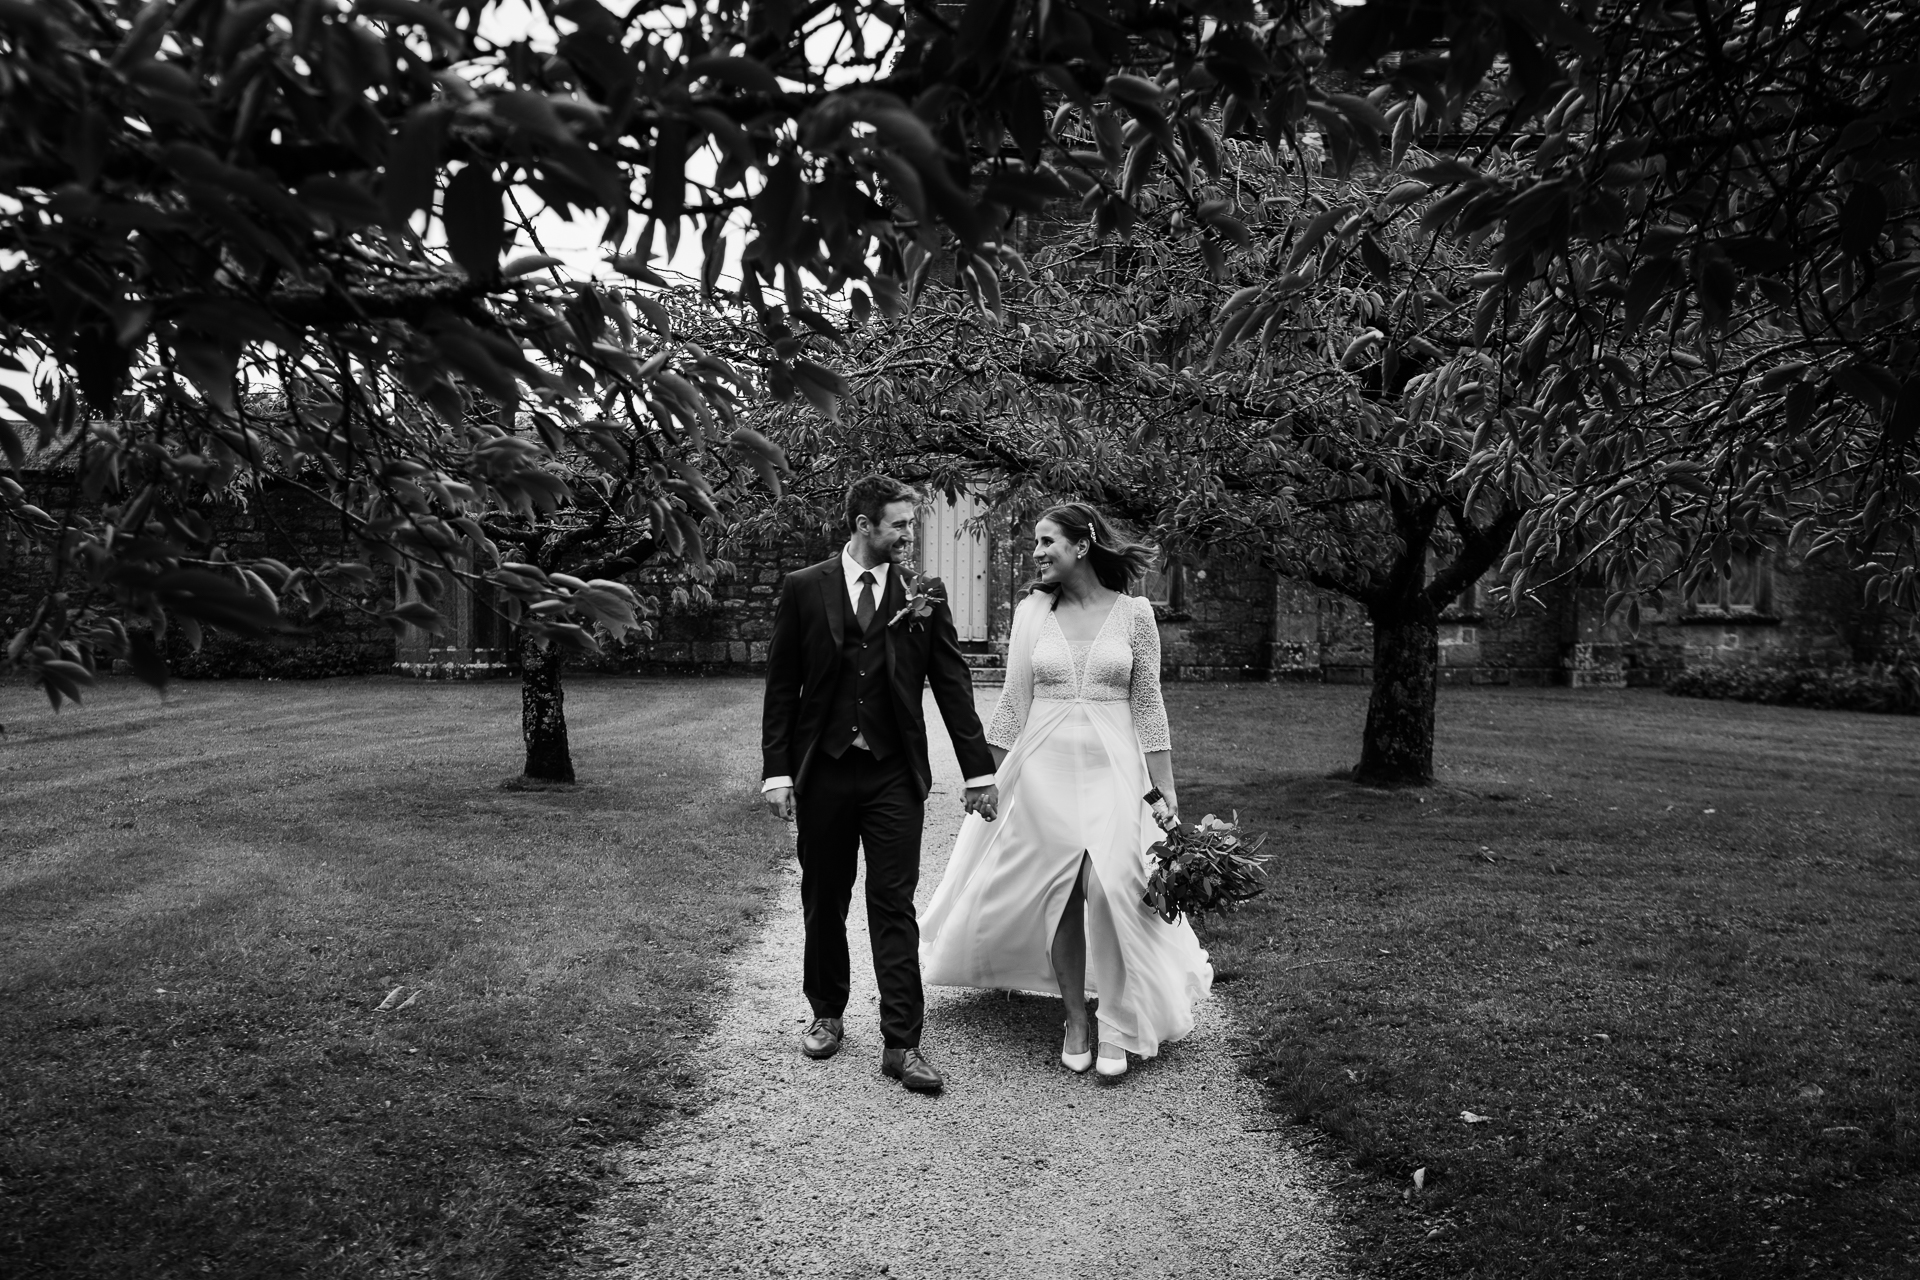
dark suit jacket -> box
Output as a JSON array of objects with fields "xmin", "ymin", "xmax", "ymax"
[{"xmin": 761, "ymin": 556, "xmax": 996, "ymax": 802}]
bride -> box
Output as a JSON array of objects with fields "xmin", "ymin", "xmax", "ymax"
[{"xmin": 920, "ymin": 502, "xmax": 1213, "ymax": 1079}]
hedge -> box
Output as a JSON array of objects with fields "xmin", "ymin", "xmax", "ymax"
[{"xmin": 1665, "ymin": 661, "xmax": 1919, "ymax": 715}]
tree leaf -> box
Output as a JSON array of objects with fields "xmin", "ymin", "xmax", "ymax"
[
  {"xmin": 1840, "ymin": 181, "xmax": 1888, "ymax": 260},
  {"xmin": 1325, "ymin": 91, "xmax": 1390, "ymax": 137},
  {"xmin": 444, "ymin": 164, "xmax": 505, "ymax": 281},
  {"xmin": 383, "ymin": 105, "xmax": 447, "ymax": 227},
  {"xmin": 981, "ymin": 165, "xmax": 1076, "ymax": 213},
  {"xmin": 172, "ymin": 339, "xmax": 238, "ymax": 414},
  {"xmin": 1360, "ymin": 233, "xmax": 1392, "ymax": 284},
  {"xmin": 383, "ymin": 601, "xmax": 444, "ymax": 634},
  {"xmin": 1285, "ymin": 205, "xmax": 1348, "ymax": 272},
  {"xmin": 632, "ymin": 293, "xmax": 673, "ymax": 337},
  {"xmin": 686, "ymin": 54, "xmax": 781, "ymax": 95},
  {"xmin": 0, "ymin": 416, "xmax": 22, "ymax": 473},
  {"xmin": 1623, "ymin": 258, "xmax": 1672, "ymax": 333},
  {"xmin": 649, "ymin": 118, "xmax": 687, "ymax": 227},
  {"xmin": 299, "ymin": 175, "xmax": 386, "ymax": 227},
  {"xmin": 355, "ymin": 0, "xmax": 462, "ymax": 49},
  {"xmin": 155, "ymin": 568, "xmax": 287, "ymax": 637},
  {"xmin": 503, "ymin": 254, "xmax": 564, "ymax": 279},
  {"xmin": 1885, "ymin": 378, "xmax": 1918, "ymax": 454}
]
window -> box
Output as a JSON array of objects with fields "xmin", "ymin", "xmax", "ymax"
[
  {"xmin": 1686, "ymin": 551, "xmax": 1776, "ymax": 616},
  {"xmin": 1143, "ymin": 560, "xmax": 1189, "ymax": 619}
]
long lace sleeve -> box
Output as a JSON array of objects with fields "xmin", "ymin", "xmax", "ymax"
[
  {"xmin": 1129, "ymin": 595, "xmax": 1172, "ymax": 752},
  {"xmin": 986, "ymin": 595, "xmax": 1039, "ymax": 749}
]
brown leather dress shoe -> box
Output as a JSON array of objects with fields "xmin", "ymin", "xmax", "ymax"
[
  {"xmin": 801, "ymin": 1017, "xmax": 844, "ymax": 1060},
  {"xmin": 881, "ymin": 1046, "xmax": 944, "ymax": 1092}
]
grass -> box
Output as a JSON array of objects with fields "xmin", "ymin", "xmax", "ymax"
[
  {"xmin": 0, "ymin": 675, "xmax": 785, "ymax": 1279},
  {"xmin": 1170, "ymin": 683, "xmax": 1920, "ymax": 1278}
]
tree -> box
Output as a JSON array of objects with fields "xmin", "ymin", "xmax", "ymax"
[
  {"xmin": 463, "ymin": 288, "xmax": 777, "ymax": 783},
  {"xmin": 5, "ymin": 0, "xmax": 1912, "ymax": 786},
  {"xmin": 1311, "ymin": 0, "xmax": 1920, "ymax": 615},
  {"xmin": 766, "ymin": 0, "xmax": 1920, "ymax": 783},
  {"xmin": 0, "ymin": 0, "xmax": 1323, "ymax": 775},
  {"xmin": 761, "ymin": 144, "xmax": 1532, "ymax": 785}
]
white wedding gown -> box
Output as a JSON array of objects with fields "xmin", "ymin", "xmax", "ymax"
[{"xmin": 920, "ymin": 591, "xmax": 1213, "ymax": 1058}]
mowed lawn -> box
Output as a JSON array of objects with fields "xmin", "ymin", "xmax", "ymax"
[
  {"xmin": 1170, "ymin": 683, "xmax": 1920, "ymax": 1279},
  {"xmin": 5, "ymin": 676, "xmax": 1915, "ymax": 1279},
  {"xmin": 0, "ymin": 675, "xmax": 786, "ymax": 1279}
]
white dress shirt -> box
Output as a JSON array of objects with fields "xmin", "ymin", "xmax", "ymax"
[{"xmin": 762, "ymin": 545, "xmax": 996, "ymax": 793}]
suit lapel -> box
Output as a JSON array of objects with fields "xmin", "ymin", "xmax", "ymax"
[
  {"xmin": 881, "ymin": 566, "xmax": 906, "ymax": 689},
  {"xmin": 818, "ymin": 560, "xmax": 845, "ymax": 650}
]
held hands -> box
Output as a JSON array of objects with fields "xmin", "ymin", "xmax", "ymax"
[
  {"xmin": 770, "ymin": 784, "xmax": 994, "ymax": 821},
  {"xmin": 964, "ymin": 784, "xmax": 1000, "ymax": 822}
]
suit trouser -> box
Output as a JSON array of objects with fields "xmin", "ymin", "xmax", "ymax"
[{"xmin": 795, "ymin": 746, "xmax": 925, "ymax": 1049}]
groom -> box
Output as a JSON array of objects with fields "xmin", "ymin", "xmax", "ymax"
[{"xmin": 761, "ymin": 474, "xmax": 1000, "ymax": 1093}]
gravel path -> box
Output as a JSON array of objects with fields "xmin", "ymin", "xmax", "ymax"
[{"xmin": 577, "ymin": 690, "xmax": 1348, "ymax": 1279}]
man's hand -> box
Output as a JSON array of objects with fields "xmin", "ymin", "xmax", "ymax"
[
  {"xmin": 964, "ymin": 784, "xmax": 1000, "ymax": 822},
  {"xmin": 765, "ymin": 785, "xmax": 795, "ymax": 821}
]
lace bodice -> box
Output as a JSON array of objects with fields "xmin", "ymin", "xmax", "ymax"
[{"xmin": 986, "ymin": 593, "xmax": 1171, "ymax": 753}]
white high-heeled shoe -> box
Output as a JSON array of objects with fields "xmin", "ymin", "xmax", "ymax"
[
  {"xmin": 1060, "ymin": 1021, "xmax": 1093, "ymax": 1073},
  {"xmin": 1095, "ymin": 1044, "xmax": 1128, "ymax": 1079}
]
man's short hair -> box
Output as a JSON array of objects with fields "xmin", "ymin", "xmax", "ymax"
[{"xmin": 844, "ymin": 474, "xmax": 918, "ymax": 531}]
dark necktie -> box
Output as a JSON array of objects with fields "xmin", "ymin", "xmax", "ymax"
[{"xmin": 856, "ymin": 571, "xmax": 876, "ymax": 631}]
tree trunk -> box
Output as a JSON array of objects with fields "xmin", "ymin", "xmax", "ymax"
[
  {"xmin": 520, "ymin": 632, "xmax": 575, "ymax": 783},
  {"xmin": 1354, "ymin": 598, "xmax": 1439, "ymax": 787}
]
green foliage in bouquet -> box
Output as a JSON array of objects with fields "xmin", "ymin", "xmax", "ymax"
[{"xmin": 1142, "ymin": 791, "xmax": 1271, "ymax": 925}]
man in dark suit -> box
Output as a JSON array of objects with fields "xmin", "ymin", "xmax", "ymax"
[{"xmin": 761, "ymin": 475, "xmax": 999, "ymax": 1093}]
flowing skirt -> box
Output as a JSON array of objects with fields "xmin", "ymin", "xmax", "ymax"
[{"xmin": 919, "ymin": 697, "xmax": 1212, "ymax": 1058}]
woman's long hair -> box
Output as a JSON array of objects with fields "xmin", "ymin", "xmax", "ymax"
[{"xmin": 1030, "ymin": 502, "xmax": 1158, "ymax": 596}]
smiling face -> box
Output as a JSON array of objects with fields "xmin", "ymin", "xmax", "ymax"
[
  {"xmin": 851, "ymin": 499, "xmax": 918, "ymax": 569},
  {"xmin": 1031, "ymin": 517, "xmax": 1088, "ymax": 586}
]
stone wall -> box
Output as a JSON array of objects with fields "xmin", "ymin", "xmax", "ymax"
[
  {"xmin": 1578, "ymin": 552, "xmax": 1912, "ymax": 687},
  {"xmin": 1445, "ymin": 589, "xmax": 1573, "ymax": 687},
  {"xmin": 0, "ymin": 470, "xmax": 77, "ymax": 643},
  {"xmin": 22, "ymin": 460, "xmax": 1902, "ymax": 687},
  {"xmin": 1154, "ymin": 555, "xmax": 1274, "ymax": 680},
  {"xmin": 4, "ymin": 469, "xmax": 395, "ymax": 676},
  {"xmin": 211, "ymin": 483, "xmax": 396, "ymax": 670},
  {"xmin": 587, "ymin": 527, "xmax": 835, "ymax": 674},
  {"xmin": 1272, "ymin": 575, "xmax": 1574, "ymax": 687}
]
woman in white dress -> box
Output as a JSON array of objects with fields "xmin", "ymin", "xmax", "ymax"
[{"xmin": 920, "ymin": 503, "xmax": 1213, "ymax": 1078}]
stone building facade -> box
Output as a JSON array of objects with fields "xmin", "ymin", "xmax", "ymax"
[
  {"xmin": 8, "ymin": 468, "xmax": 1908, "ymax": 685},
  {"xmin": 3, "ymin": 469, "xmax": 394, "ymax": 678}
]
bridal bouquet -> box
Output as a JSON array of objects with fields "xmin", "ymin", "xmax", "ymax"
[{"xmin": 1141, "ymin": 789, "xmax": 1271, "ymax": 924}]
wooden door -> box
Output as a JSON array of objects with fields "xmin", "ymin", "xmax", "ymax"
[{"xmin": 918, "ymin": 492, "xmax": 990, "ymax": 641}]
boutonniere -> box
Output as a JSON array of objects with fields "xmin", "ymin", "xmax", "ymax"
[{"xmin": 888, "ymin": 570, "xmax": 946, "ymax": 631}]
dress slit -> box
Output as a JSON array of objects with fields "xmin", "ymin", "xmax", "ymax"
[{"xmin": 1044, "ymin": 850, "xmax": 1098, "ymax": 984}]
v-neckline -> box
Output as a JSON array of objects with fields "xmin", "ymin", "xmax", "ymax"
[
  {"xmin": 1047, "ymin": 595, "xmax": 1125, "ymax": 694},
  {"xmin": 1050, "ymin": 593, "xmax": 1124, "ymax": 645}
]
